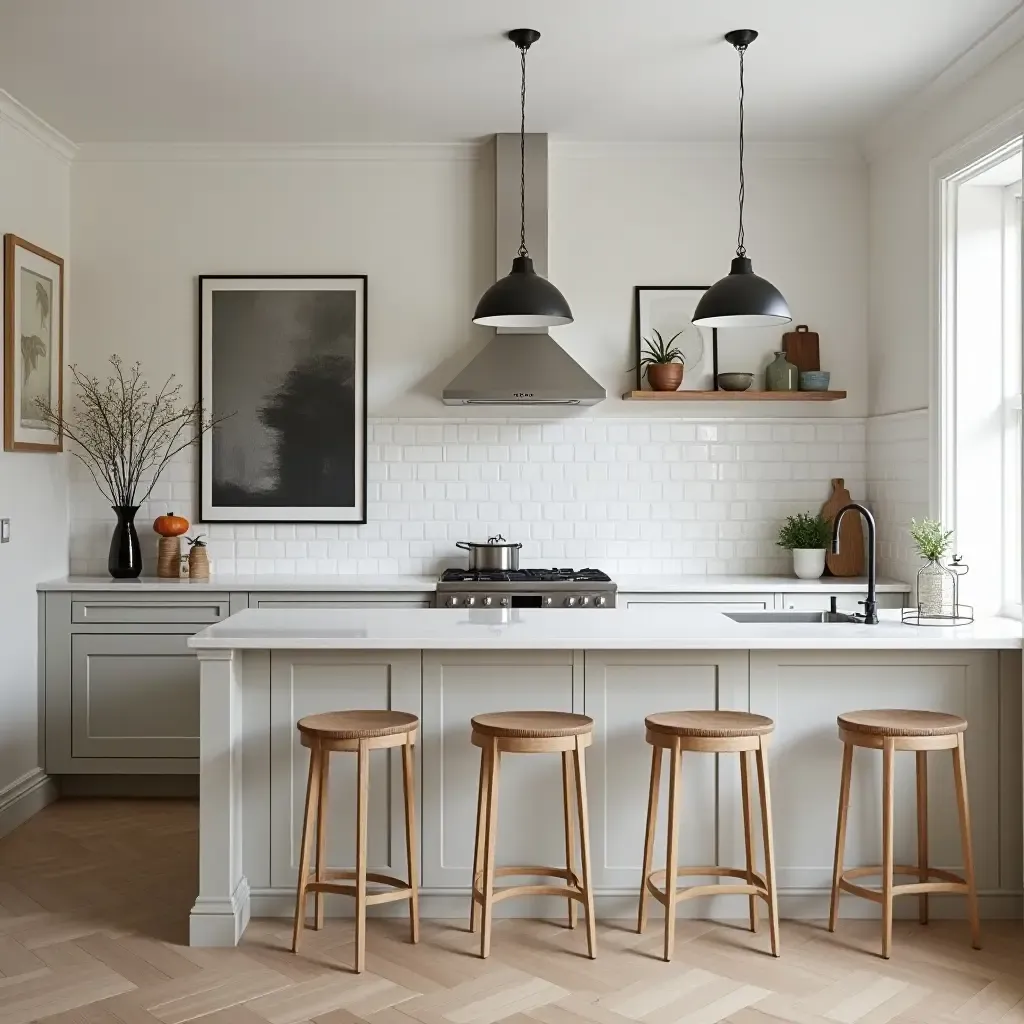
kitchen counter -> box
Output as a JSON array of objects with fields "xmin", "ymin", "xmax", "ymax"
[
  {"xmin": 189, "ymin": 606, "xmax": 1020, "ymax": 651},
  {"xmin": 38, "ymin": 573, "xmax": 908, "ymax": 594}
]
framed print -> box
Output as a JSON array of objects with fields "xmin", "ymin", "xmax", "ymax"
[
  {"xmin": 200, "ymin": 275, "xmax": 367, "ymax": 523},
  {"xmin": 3, "ymin": 234, "xmax": 64, "ymax": 452},
  {"xmin": 633, "ymin": 285, "xmax": 718, "ymax": 392}
]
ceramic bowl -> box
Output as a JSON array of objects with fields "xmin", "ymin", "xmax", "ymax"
[
  {"xmin": 716, "ymin": 372, "xmax": 754, "ymax": 392},
  {"xmin": 799, "ymin": 371, "xmax": 831, "ymax": 391}
]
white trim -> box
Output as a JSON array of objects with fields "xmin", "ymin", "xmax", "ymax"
[
  {"xmin": 0, "ymin": 90, "xmax": 77, "ymax": 163},
  {"xmin": 74, "ymin": 141, "xmax": 482, "ymax": 163},
  {"xmin": 554, "ymin": 140, "xmax": 864, "ymax": 164},
  {"xmin": 189, "ymin": 877, "xmax": 251, "ymax": 947},
  {"xmin": 0, "ymin": 768, "xmax": 58, "ymax": 839},
  {"xmin": 865, "ymin": 8, "xmax": 1024, "ymax": 158}
]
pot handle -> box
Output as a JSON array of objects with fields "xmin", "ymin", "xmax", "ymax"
[{"xmin": 455, "ymin": 541, "xmax": 472, "ymax": 551}]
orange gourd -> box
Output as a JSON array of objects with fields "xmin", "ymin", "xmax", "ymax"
[{"xmin": 153, "ymin": 512, "xmax": 189, "ymax": 537}]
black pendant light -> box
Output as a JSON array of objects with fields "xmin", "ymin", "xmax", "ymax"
[
  {"xmin": 473, "ymin": 29, "xmax": 573, "ymax": 329},
  {"xmin": 692, "ymin": 30, "xmax": 791, "ymax": 329}
]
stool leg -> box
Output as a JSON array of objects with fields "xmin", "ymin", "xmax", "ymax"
[
  {"xmin": 952, "ymin": 734, "xmax": 981, "ymax": 950},
  {"xmin": 480, "ymin": 740, "xmax": 500, "ymax": 959},
  {"xmin": 469, "ymin": 741, "xmax": 489, "ymax": 934},
  {"xmin": 314, "ymin": 749, "xmax": 331, "ymax": 930},
  {"xmin": 881, "ymin": 737, "xmax": 895, "ymax": 959},
  {"xmin": 402, "ymin": 740, "xmax": 420, "ymax": 945},
  {"xmin": 291, "ymin": 743, "xmax": 321, "ymax": 954},
  {"xmin": 573, "ymin": 736, "xmax": 597, "ymax": 960},
  {"xmin": 916, "ymin": 750, "xmax": 929, "ymax": 926},
  {"xmin": 663, "ymin": 738, "xmax": 681, "ymax": 963},
  {"xmin": 829, "ymin": 742, "xmax": 854, "ymax": 933},
  {"xmin": 740, "ymin": 749, "xmax": 758, "ymax": 935},
  {"xmin": 637, "ymin": 744, "xmax": 662, "ymax": 935},
  {"xmin": 755, "ymin": 737, "xmax": 780, "ymax": 958},
  {"xmin": 355, "ymin": 739, "xmax": 369, "ymax": 973},
  {"xmin": 561, "ymin": 750, "xmax": 577, "ymax": 930}
]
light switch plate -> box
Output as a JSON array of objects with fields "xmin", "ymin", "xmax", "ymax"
[{"xmin": 0, "ymin": 519, "xmax": 9, "ymax": 543}]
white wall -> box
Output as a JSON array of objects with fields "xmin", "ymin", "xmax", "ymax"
[
  {"xmin": 0, "ymin": 96, "xmax": 71, "ymax": 806},
  {"xmin": 67, "ymin": 142, "xmax": 869, "ymax": 574}
]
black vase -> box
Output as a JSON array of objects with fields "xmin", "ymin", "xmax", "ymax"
[{"xmin": 108, "ymin": 505, "xmax": 143, "ymax": 579}]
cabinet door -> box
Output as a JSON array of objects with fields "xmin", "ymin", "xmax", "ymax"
[
  {"xmin": 269, "ymin": 651, "xmax": 421, "ymax": 888},
  {"xmin": 69, "ymin": 633, "xmax": 199, "ymax": 763},
  {"xmin": 583, "ymin": 651, "xmax": 748, "ymax": 889},
  {"xmin": 749, "ymin": 651, "xmax": 1001, "ymax": 892},
  {"xmin": 781, "ymin": 592, "xmax": 908, "ymax": 612},
  {"xmin": 421, "ymin": 651, "xmax": 579, "ymax": 888}
]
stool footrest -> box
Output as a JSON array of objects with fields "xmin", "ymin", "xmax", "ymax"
[
  {"xmin": 472, "ymin": 863, "xmax": 585, "ymax": 907},
  {"xmin": 839, "ymin": 865, "xmax": 969, "ymax": 904},
  {"xmin": 645, "ymin": 865, "xmax": 769, "ymax": 908},
  {"xmin": 302, "ymin": 869, "xmax": 415, "ymax": 906},
  {"xmin": 473, "ymin": 883, "xmax": 587, "ymax": 906}
]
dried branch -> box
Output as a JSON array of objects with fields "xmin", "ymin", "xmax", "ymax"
[{"xmin": 34, "ymin": 356, "xmax": 230, "ymax": 509}]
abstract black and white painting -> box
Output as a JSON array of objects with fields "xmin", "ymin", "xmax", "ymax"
[{"xmin": 200, "ymin": 276, "xmax": 367, "ymax": 522}]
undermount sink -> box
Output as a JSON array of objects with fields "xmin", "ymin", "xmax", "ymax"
[{"xmin": 724, "ymin": 610, "xmax": 863, "ymax": 624}]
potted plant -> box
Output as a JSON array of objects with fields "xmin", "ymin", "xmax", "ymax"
[
  {"xmin": 777, "ymin": 512, "xmax": 831, "ymax": 579},
  {"xmin": 34, "ymin": 356, "xmax": 226, "ymax": 579},
  {"xmin": 909, "ymin": 518, "xmax": 955, "ymax": 615},
  {"xmin": 637, "ymin": 329, "xmax": 685, "ymax": 391}
]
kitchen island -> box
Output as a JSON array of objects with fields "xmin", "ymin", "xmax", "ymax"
[{"xmin": 187, "ymin": 606, "xmax": 1022, "ymax": 945}]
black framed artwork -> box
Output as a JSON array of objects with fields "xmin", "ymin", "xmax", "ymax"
[
  {"xmin": 633, "ymin": 285, "xmax": 719, "ymax": 391},
  {"xmin": 199, "ymin": 275, "xmax": 367, "ymax": 523}
]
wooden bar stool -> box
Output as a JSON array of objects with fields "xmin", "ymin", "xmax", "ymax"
[
  {"xmin": 470, "ymin": 711, "xmax": 596, "ymax": 960},
  {"xmin": 829, "ymin": 709, "xmax": 980, "ymax": 958},
  {"xmin": 638, "ymin": 711, "xmax": 780, "ymax": 961},
  {"xmin": 292, "ymin": 710, "xmax": 419, "ymax": 973}
]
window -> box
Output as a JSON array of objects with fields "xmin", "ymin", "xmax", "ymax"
[{"xmin": 1003, "ymin": 183, "xmax": 1022, "ymax": 613}]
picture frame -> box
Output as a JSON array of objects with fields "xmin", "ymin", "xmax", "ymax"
[
  {"xmin": 633, "ymin": 285, "xmax": 719, "ymax": 392},
  {"xmin": 3, "ymin": 234, "xmax": 64, "ymax": 452},
  {"xmin": 199, "ymin": 274, "xmax": 368, "ymax": 523}
]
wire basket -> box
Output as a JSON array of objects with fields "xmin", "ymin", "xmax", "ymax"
[{"xmin": 902, "ymin": 555, "xmax": 974, "ymax": 626}]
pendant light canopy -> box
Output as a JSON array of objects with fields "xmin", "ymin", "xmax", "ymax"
[
  {"xmin": 473, "ymin": 29, "xmax": 573, "ymax": 329},
  {"xmin": 692, "ymin": 30, "xmax": 791, "ymax": 329}
]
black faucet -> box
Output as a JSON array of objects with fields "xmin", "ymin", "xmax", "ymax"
[{"xmin": 831, "ymin": 502, "xmax": 878, "ymax": 624}]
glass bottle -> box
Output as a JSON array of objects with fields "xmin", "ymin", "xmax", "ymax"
[{"xmin": 765, "ymin": 350, "xmax": 798, "ymax": 391}]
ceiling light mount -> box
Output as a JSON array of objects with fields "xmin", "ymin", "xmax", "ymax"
[
  {"xmin": 507, "ymin": 28, "xmax": 541, "ymax": 50},
  {"xmin": 724, "ymin": 29, "xmax": 758, "ymax": 51}
]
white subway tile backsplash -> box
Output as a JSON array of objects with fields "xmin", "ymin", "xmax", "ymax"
[{"xmin": 68, "ymin": 416, "xmax": 870, "ymax": 577}]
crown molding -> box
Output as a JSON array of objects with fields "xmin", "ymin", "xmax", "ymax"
[
  {"xmin": 864, "ymin": 5, "xmax": 1024, "ymax": 159},
  {"xmin": 552, "ymin": 140, "xmax": 865, "ymax": 163},
  {"xmin": 0, "ymin": 90, "xmax": 77, "ymax": 163},
  {"xmin": 73, "ymin": 140, "xmax": 485, "ymax": 163}
]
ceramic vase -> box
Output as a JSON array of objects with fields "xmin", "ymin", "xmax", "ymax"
[
  {"xmin": 108, "ymin": 505, "xmax": 142, "ymax": 579},
  {"xmin": 917, "ymin": 559, "xmax": 952, "ymax": 616},
  {"xmin": 792, "ymin": 548, "xmax": 826, "ymax": 580},
  {"xmin": 647, "ymin": 363, "xmax": 684, "ymax": 391},
  {"xmin": 765, "ymin": 351, "xmax": 798, "ymax": 391}
]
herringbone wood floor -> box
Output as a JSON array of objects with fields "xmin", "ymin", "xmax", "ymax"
[{"xmin": 0, "ymin": 800, "xmax": 1022, "ymax": 1023}]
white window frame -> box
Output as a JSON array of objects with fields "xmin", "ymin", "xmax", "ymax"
[{"xmin": 1003, "ymin": 183, "xmax": 1022, "ymax": 617}]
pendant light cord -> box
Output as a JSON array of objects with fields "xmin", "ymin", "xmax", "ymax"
[
  {"xmin": 735, "ymin": 42, "xmax": 747, "ymax": 259},
  {"xmin": 517, "ymin": 42, "xmax": 529, "ymax": 259}
]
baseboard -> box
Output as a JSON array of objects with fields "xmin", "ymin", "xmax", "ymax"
[
  {"xmin": 0, "ymin": 768, "xmax": 58, "ymax": 839},
  {"xmin": 57, "ymin": 775, "xmax": 200, "ymax": 798},
  {"xmin": 248, "ymin": 887, "xmax": 1022, "ymax": 921}
]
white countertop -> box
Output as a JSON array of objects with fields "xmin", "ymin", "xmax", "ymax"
[
  {"xmin": 188, "ymin": 606, "xmax": 1021, "ymax": 652},
  {"xmin": 38, "ymin": 573, "xmax": 909, "ymax": 594}
]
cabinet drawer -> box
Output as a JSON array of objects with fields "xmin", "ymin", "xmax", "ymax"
[
  {"xmin": 71, "ymin": 596, "xmax": 230, "ymax": 624},
  {"xmin": 252, "ymin": 592, "xmax": 431, "ymax": 610},
  {"xmin": 622, "ymin": 593, "xmax": 771, "ymax": 612}
]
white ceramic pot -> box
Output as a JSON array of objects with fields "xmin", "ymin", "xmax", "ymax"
[{"xmin": 792, "ymin": 548, "xmax": 826, "ymax": 580}]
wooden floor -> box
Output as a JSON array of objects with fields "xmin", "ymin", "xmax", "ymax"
[{"xmin": 0, "ymin": 800, "xmax": 1023, "ymax": 1024}]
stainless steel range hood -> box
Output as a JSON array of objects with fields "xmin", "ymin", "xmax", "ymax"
[{"xmin": 443, "ymin": 134, "xmax": 605, "ymax": 406}]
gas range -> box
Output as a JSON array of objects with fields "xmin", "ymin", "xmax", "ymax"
[{"xmin": 435, "ymin": 568, "xmax": 617, "ymax": 609}]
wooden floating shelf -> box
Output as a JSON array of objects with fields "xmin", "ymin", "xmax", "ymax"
[{"xmin": 621, "ymin": 390, "xmax": 848, "ymax": 402}]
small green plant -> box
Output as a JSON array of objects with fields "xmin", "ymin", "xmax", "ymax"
[
  {"xmin": 909, "ymin": 518, "xmax": 953, "ymax": 562},
  {"xmin": 777, "ymin": 512, "xmax": 830, "ymax": 550},
  {"xmin": 186, "ymin": 534, "xmax": 207, "ymax": 548},
  {"xmin": 636, "ymin": 329, "xmax": 684, "ymax": 368}
]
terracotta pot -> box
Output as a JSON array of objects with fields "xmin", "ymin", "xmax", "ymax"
[{"xmin": 646, "ymin": 363, "xmax": 684, "ymax": 391}]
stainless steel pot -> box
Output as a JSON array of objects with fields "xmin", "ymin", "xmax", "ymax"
[{"xmin": 456, "ymin": 534, "xmax": 522, "ymax": 571}]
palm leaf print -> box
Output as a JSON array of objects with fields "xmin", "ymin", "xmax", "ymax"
[
  {"xmin": 21, "ymin": 334, "xmax": 46, "ymax": 382},
  {"xmin": 35, "ymin": 281, "xmax": 50, "ymax": 329}
]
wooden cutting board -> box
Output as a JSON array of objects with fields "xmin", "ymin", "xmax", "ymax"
[
  {"xmin": 782, "ymin": 325, "xmax": 820, "ymax": 372},
  {"xmin": 821, "ymin": 478, "xmax": 864, "ymax": 577}
]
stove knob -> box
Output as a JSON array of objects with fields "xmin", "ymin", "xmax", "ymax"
[
  {"xmin": 465, "ymin": 596, "xmax": 476, "ymax": 607},
  {"xmin": 565, "ymin": 597, "xmax": 577, "ymax": 608},
  {"xmin": 482, "ymin": 596, "xmax": 492, "ymax": 607},
  {"xmin": 543, "ymin": 596, "xmax": 553, "ymax": 607},
  {"xmin": 500, "ymin": 596, "xmax": 510, "ymax": 607},
  {"xmin": 580, "ymin": 596, "xmax": 590, "ymax": 607},
  {"xmin": 595, "ymin": 595, "xmax": 607, "ymax": 607},
  {"xmin": 446, "ymin": 596, "xmax": 459, "ymax": 608}
]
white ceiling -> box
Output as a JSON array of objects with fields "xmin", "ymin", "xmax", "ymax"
[{"xmin": 0, "ymin": 0, "xmax": 1021, "ymax": 144}]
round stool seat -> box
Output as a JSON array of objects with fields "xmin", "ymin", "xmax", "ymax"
[
  {"xmin": 838, "ymin": 709, "xmax": 966, "ymax": 738},
  {"xmin": 471, "ymin": 711, "xmax": 593, "ymax": 740},
  {"xmin": 646, "ymin": 710, "xmax": 774, "ymax": 739},
  {"xmin": 298, "ymin": 710, "xmax": 419, "ymax": 741}
]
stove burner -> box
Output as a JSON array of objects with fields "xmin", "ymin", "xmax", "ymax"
[{"xmin": 440, "ymin": 568, "xmax": 612, "ymax": 584}]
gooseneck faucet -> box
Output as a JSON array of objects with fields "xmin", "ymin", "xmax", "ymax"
[{"xmin": 832, "ymin": 503, "xmax": 878, "ymax": 624}]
